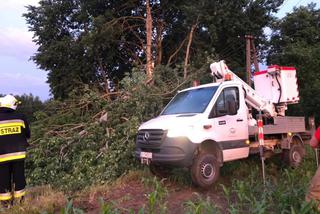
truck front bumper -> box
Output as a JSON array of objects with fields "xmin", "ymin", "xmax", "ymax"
[{"xmin": 135, "ymin": 135, "xmax": 198, "ymax": 168}]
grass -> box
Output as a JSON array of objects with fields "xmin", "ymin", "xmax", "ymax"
[
  {"xmin": 4, "ymin": 185, "xmax": 66, "ymax": 214},
  {"xmin": 3, "ymin": 146, "xmax": 320, "ymax": 213}
]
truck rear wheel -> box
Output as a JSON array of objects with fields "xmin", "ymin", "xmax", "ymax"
[
  {"xmin": 190, "ymin": 151, "xmax": 220, "ymax": 188},
  {"xmin": 282, "ymin": 143, "xmax": 305, "ymax": 167}
]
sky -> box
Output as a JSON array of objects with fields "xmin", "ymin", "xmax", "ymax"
[{"xmin": 0, "ymin": 0, "xmax": 318, "ymax": 101}]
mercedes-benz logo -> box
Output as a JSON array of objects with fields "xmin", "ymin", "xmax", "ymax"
[{"xmin": 143, "ymin": 132, "xmax": 150, "ymax": 142}]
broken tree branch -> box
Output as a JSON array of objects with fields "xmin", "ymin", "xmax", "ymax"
[
  {"xmin": 184, "ymin": 18, "xmax": 199, "ymax": 79},
  {"xmin": 167, "ymin": 37, "xmax": 187, "ymax": 66}
]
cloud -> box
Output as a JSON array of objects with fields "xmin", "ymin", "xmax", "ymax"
[
  {"xmin": 0, "ymin": 72, "xmax": 47, "ymax": 86},
  {"xmin": 0, "ymin": 56, "xmax": 50, "ymax": 100},
  {"xmin": 0, "ymin": 1, "xmax": 39, "ymax": 60},
  {"xmin": 0, "ymin": 27, "xmax": 37, "ymax": 60},
  {"xmin": 0, "ymin": 1, "xmax": 49, "ymax": 100},
  {"xmin": 0, "ymin": 72, "xmax": 50, "ymax": 100}
]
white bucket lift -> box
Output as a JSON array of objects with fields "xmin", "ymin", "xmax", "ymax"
[{"xmin": 253, "ymin": 65, "xmax": 299, "ymax": 104}]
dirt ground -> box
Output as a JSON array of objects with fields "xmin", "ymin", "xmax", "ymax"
[
  {"xmin": 73, "ymin": 148, "xmax": 310, "ymax": 214},
  {"xmin": 75, "ymin": 174, "xmax": 229, "ymax": 214}
]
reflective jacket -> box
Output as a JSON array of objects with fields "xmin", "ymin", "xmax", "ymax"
[{"xmin": 0, "ymin": 107, "xmax": 30, "ymax": 163}]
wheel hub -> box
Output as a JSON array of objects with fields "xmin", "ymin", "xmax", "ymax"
[
  {"xmin": 201, "ymin": 163, "xmax": 214, "ymax": 179},
  {"xmin": 292, "ymin": 150, "xmax": 301, "ymax": 163}
]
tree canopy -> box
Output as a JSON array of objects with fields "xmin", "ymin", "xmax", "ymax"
[
  {"xmin": 268, "ymin": 3, "xmax": 320, "ymax": 120},
  {"xmin": 24, "ymin": 0, "xmax": 283, "ymax": 99}
]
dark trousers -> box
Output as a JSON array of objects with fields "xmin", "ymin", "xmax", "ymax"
[{"xmin": 0, "ymin": 160, "xmax": 26, "ymax": 201}]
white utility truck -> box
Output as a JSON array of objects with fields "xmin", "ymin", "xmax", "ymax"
[{"xmin": 135, "ymin": 61, "xmax": 307, "ymax": 188}]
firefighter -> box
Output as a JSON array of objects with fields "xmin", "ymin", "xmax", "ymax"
[
  {"xmin": 0, "ymin": 95, "xmax": 30, "ymax": 208},
  {"xmin": 306, "ymin": 127, "xmax": 320, "ymax": 205}
]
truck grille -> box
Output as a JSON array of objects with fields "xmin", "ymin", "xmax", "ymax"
[{"xmin": 136, "ymin": 129, "xmax": 165, "ymax": 147}]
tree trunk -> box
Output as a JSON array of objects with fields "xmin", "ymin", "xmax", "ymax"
[
  {"xmin": 98, "ymin": 58, "xmax": 109, "ymax": 94},
  {"xmin": 156, "ymin": 20, "xmax": 164, "ymax": 65},
  {"xmin": 146, "ymin": 0, "xmax": 154, "ymax": 81},
  {"xmin": 184, "ymin": 22, "xmax": 197, "ymax": 79}
]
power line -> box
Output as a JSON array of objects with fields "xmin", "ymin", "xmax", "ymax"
[
  {"xmin": 218, "ymin": 37, "xmax": 243, "ymax": 57},
  {"xmin": 220, "ymin": 39, "xmax": 244, "ymax": 56},
  {"xmin": 219, "ymin": 43, "xmax": 245, "ymax": 60},
  {"xmin": 219, "ymin": 40, "xmax": 239, "ymax": 57}
]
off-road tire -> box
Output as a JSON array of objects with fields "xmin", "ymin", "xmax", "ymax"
[
  {"xmin": 149, "ymin": 164, "xmax": 172, "ymax": 178},
  {"xmin": 190, "ymin": 151, "xmax": 220, "ymax": 188},
  {"xmin": 282, "ymin": 143, "xmax": 305, "ymax": 168}
]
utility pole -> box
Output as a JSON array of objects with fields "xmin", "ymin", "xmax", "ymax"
[
  {"xmin": 245, "ymin": 35, "xmax": 260, "ymax": 87},
  {"xmin": 245, "ymin": 35, "xmax": 252, "ymax": 86},
  {"xmin": 251, "ymin": 38, "xmax": 260, "ymax": 73},
  {"xmin": 247, "ymin": 35, "xmax": 264, "ymax": 183}
]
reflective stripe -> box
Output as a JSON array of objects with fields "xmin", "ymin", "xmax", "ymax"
[
  {"xmin": 0, "ymin": 192, "xmax": 12, "ymax": 201},
  {"xmin": 0, "ymin": 119, "xmax": 25, "ymax": 125},
  {"xmin": 1, "ymin": 104, "xmax": 12, "ymax": 108},
  {"xmin": 0, "ymin": 152, "xmax": 26, "ymax": 163},
  {"xmin": 0, "ymin": 122, "xmax": 25, "ymax": 129},
  {"xmin": 14, "ymin": 189, "xmax": 26, "ymax": 198}
]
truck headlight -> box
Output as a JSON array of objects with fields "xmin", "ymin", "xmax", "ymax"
[{"xmin": 167, "ymin": 126, "xmax": 193, "ymax": 138}]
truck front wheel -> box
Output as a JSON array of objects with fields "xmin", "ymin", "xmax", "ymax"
[{"xmin": 190, "ymin": 151, "xmax": 220, "ymax": 188}]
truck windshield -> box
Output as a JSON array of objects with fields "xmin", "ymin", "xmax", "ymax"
[{"xmin": 161, "ymin": 86, "xmax": 218, "ymax": 115}]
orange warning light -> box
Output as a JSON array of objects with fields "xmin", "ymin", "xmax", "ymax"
[{"xmin": 224, "ymin": 73, "xmax": 233, "ymax": 81}]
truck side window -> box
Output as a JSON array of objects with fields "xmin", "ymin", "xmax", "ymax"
[{"xmin": 209, "ymin": 87, "xmax": 239, "ymax": 118}]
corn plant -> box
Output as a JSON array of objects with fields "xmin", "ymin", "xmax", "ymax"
[
  {"xmin": 184, "ymin": 193, "xmax": 220, "ymax": 214},
  {"xmin": 142, "ymin": 177, "xmax": 168, "ymax": 214}
]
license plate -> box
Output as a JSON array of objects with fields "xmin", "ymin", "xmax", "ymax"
[{"xmin": 140, "ymin": 151, "xmax": 152, "ymax": 159}]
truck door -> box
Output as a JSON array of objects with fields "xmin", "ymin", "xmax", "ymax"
[{"xmin": 207, "ymin": 86, "xmax": 249, "ymax": 161}]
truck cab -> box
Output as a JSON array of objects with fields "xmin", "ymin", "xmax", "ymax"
[{"xmin": 136, "ymin": 81, "xmax": 252, "ymax": 186}]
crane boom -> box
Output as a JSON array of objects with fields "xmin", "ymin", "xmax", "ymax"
[{"xmin": 210, "ymin": 61, "xmax": 277, "ymax": 117}]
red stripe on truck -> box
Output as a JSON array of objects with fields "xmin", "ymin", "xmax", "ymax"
[
  {"xmin": 268, "ymin": 65, "xmax": 296, "ymax": 71},
  {"xmin": 254, "ymin": 70, "xmax": 267, "ymax": 76}
]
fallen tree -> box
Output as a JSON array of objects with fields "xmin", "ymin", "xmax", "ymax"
[{"xmin": 27, "ymin": 65, "xmax": 210, "ymax": 190}]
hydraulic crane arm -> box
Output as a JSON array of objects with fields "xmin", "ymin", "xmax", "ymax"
[{"xmin": 210, "ymin": 61, "xmax": 277, "ymax": 117}]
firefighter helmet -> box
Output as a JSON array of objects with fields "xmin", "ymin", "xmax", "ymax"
[{"xmin": 0, "ymin": 95, "xmax": 20, "ymax": 110}]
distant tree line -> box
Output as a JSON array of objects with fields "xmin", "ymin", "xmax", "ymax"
[{"xmin": 0, "ymin": 93, "xmax": 44, "ymax": 122}]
